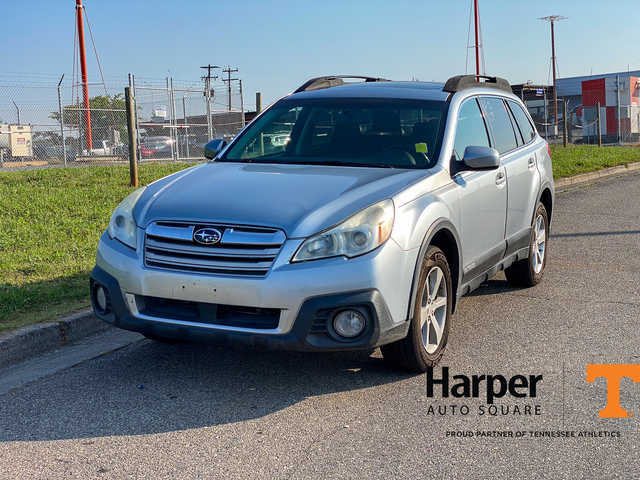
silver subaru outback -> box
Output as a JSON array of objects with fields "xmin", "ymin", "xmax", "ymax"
[{"xmin": 90, "ymin": 75, "xmax": 554, "ymax": 372}]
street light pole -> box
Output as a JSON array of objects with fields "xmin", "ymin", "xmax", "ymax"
[
  {"xmin": 12, "ymin": 102, "xmax": 20, "ymax": 125},
  {"xmin": 539, "ymin": 15, "xmax": 568, "ymax": 127}
]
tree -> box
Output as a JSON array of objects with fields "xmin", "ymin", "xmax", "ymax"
[{"xmin": 50, "ymin": 94, "xmax": 129, "ymax": 143}]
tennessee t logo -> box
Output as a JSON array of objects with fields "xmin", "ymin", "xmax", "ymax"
[{"xmin": 587, "ymin": 364, "xmax": 640, "ymax": 418}]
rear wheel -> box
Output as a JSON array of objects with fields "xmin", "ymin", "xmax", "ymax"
[
  {"xmin": 381, "ymin": 246, "xmax": 452, "ymax": 372},
  {"xmin": 505, "ymin": 202, "xmax": 549, "ymax": 287}
]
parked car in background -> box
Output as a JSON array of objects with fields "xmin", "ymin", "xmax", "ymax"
[
  {"xmin": 33, "ymin": 144, "xmax": 75, "ymax": 162},
  {"xmin": 112, "ymin": 142, "xmax": 129, "ymax": 158},
  {"xmin": 32, "ymin": 144, "xmax": 48, "ymax": 159},
  {"xmin": 82, "ymin": 139, "xmax": 124, "ymax": 156},
  {"xmin": 139, "ymin": 136, "xmax": 173, "ymax": 159},
  {"xmin": 91, "ymin": 74, "xmax": 554, "ymax": 372},
  {"xmin": 187, "ymin": 134, "xmax": 210, "ymax": 158}
]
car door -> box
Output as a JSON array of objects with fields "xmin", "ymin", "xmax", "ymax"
[
  {"xmin": 451, "ymin": 97, "xmax": 507, "ymax": 286},
  {"xmin": 501, "ymin": 100, "xmax": 542, "ymax": 255}
]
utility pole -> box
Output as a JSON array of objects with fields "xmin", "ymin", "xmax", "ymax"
[
  {"xmin": 222, "ymin": 67, "xmax": 238, "ymax": 111},
  {"xmin": 76, "ymin": 0, "xmax": 92, "ymax": 149},
  {"xmin": 466, "ymin": 0, "xmax": 484, "ymax": 78},
  {"xmin": 539, "ymin": 15, "xmax": 568, "ymax": 127},
  {"xmin": 201, "ymin": 64, "xmax": 219, "ymax": 140},
  {"xmin": 474, "ymin": 0, "xmax": 481, "ymax": 78},
  {"xmin": 239, "ymin": 79, "xmax": 245, "ymax": 127}
]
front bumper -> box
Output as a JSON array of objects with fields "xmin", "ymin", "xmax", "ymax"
[
  {"xmin": 91, "ymin": 265, "xmax": 408, "ymax": 351},
  {"xmin": 90, "ymin": 231, "xmax": 416, "ymax": 351}
]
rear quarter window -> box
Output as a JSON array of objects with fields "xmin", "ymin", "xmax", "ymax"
[{"xmin": 508, "ymin": 100, "xmax": 536, "ymax": 144}]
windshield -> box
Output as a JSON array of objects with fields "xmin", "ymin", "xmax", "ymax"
[{"xmin": 220, "ymin": 98, "xmax": 448, "ymax": 168}]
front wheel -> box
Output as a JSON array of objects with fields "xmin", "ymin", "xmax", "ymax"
[
  {"xmin": 381, "ymin": 246, "xmax": 452, "ymax": 372},
  {"xmin": 505, "ymin": 202, "xmax": 549, "ymax": 287}
]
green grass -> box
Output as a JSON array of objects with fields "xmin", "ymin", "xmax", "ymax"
[
  {"xmin": 550, "ymin": 144, "xmax": 640, "ymax": 179},
  {"xmin": 0, "ymin": 163, "xmax": 197, "ymax": 332},
  {"xmin": 2, "ymin": 145, "xmax": 640, "ymax": 333}
]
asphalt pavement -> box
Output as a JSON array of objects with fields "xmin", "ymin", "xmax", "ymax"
[{"xmin": 1, "ymin": 171, "xmax": 639, "ymax": 479}]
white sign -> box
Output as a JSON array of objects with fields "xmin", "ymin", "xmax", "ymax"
[{"xmin": 153, "ymin": 105, "xmax": 167, "ymax": 118}]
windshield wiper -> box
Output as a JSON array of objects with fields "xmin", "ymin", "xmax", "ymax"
[{"xmin": 294, "ymin": 160, "xmax": 394, "ymax": 168}]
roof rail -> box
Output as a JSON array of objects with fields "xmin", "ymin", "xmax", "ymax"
[
  {"xmin": 295, "ymin": 75, "xmax": 389, "ymax": 93},
  {"xmin": 443, "ymin": 75, "xmax": 512, "ymax": 94}
]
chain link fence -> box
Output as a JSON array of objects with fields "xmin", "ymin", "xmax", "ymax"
[
  {"xmin": 132, "ymin": 75, "xmax": 244, "ymax": 161},
  {"xmin": 516, "ymin": 77, "xmax": 640, "ymax": 146},
  {"xmin": 0, "ymin": 72, "xmax": 244, "ymax": 171},
  {"xmin": 4, "ymin": 72, "xmax": 639, "ymax": 172}
]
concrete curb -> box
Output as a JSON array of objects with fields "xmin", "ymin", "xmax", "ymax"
[
  {"xmin": 2, "ymin": 160, "xmax": 640, "ymax": 368},
  {"xmin": 0, "ymin": 308, "xmax": 113, "ymax": 368},
  {"xmin": 554, "ymin": 161, "xmax": 640, "ymax": 190}
]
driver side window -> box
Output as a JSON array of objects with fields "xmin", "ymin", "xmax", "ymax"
[{"xmin": 453, "ymin": 99, "xmax": 490, "ymax": 161}]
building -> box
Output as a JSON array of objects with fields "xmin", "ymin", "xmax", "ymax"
[{"xmin": 557, "ymin": 70, "xmax": 640, "ymax": 143}]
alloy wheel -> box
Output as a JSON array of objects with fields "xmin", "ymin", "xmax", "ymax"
[
  {"xmin": 532, "ymin": 214, "xmax": 546, "ymax": 274},
  {"xmin": 420, "ymin": 266, "xmax": 448, "ymax": 354}
]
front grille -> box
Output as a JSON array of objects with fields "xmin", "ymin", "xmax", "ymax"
[
  {"xmin": 140, "ymin": 296, "xmax": 280, "ymax": 329},
  {"xmin": 144, "ymin": 222, "xmax": 286, "ymax": 277}
]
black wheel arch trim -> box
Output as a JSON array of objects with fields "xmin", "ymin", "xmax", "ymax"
[
  {"xmin": 406, "ymin": 218, "xmax": 462, "ymax": 322},
  {"xmin": 535, "ymin": 180, "xmax": 554, "ymax": 227}
]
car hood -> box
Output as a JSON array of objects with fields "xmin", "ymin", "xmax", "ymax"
[{"xmin": 135, "ymin": 162, "xmax": 430, "ymax": 238}]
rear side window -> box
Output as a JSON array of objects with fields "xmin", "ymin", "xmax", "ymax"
[
  {"xmin": 508, "ymin": 101, "xmax": 536, "ymax": 144},
  {"xmin": 453, "ymin": 99, "xmax": 490, "ymax": 161},
  {"xmin": 480, "ymin": 97, "xmax": 517, "ymax": 154}
]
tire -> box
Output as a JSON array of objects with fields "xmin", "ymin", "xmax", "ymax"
[
  {"xmin": 381, "ymin": 246, "xmax": 452, "ymax": 372},
  {"xmin": 505, "ymin": 202, "xmax": 549, "ymax": 288}
]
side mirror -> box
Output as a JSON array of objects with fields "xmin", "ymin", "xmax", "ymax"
[
  {"xmin": 203, "ymin": 139, "xmax": 227, "ymax": 159},
  {"xmin": 461, "ymin": 146, "xmax": 500, "ymax": 170}
]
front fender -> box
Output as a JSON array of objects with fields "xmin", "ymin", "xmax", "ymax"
[{"xmin": 392, "ymin": 196, "xmax": 458, "ymax": 251}]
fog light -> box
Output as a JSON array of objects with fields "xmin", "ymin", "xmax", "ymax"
[
  {"xmin": 93, "ymin": 283, "xmax": 108, "ymax": 314},
  {"xmin": 96, "ymin": 286, "xmax": 107, "ymax": 311},
  {"xmin": 333, "ymin": 310, "xmax": 365, "ymax": 338}
]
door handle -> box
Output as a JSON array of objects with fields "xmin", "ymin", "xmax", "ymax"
[
  {"xmin": 528, "ymin": 158, "xmax": 536, "ymax": 170},
  {"xmin": 495, "ymin": 172, "xmax": 506, "ymax": 186}
]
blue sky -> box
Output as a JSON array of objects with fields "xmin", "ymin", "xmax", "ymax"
[{"xmin": 2, "ymin": 0, "xmax": 639, "ymax": 108}]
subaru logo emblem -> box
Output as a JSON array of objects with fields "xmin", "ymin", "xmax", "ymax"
[{"xmin": 193, "ymin": 228, "xmax": 222, "ymax": 245}]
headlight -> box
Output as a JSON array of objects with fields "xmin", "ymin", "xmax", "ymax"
[
  {"xmin": 292, "ymin": 199, "xmax": 394, "ymax": 262},
  {"xmin": 108, "ymin": 187, "xmax": 147, "ymax": 249}
]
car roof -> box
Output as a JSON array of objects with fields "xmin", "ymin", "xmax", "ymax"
[
  {"xmin": 289, "ymin": 81, "xmax": 450, "ymax": 102},
  {"xmin": 287, "ymin": 75, "xmax": 513, "ymax": 102}
]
